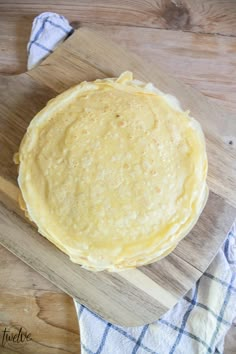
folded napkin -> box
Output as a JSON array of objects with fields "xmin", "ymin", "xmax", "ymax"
[
  {"xmin": 27, "ymin": 12, "xmax": 73, "ymax": 70},
  {"xmin": 74, "ymin": 224, "xmax": 236, "ymax": 354},
  {"xmin": 28, "ymin": 13, "xmax": 236, "ymax": 354}
]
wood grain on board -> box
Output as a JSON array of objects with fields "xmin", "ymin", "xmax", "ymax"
[
  {"xmin": 1, "ymin": 19, "xmax": 236, "ymax": 116},
  {"xmin": 0, "ymin": 1, "xmax": 235, "ymax": 352},
  {"xmin": 0, "ymin": 28, "xmax": 235, "ymax": 329},
  {"xmin": 0, "ymin": 246, "xmax": 78, "ymax": 353},
  {"xmin": 1, "ymin": 0, "xmax": 236, "ymax": 36},
  {"xmin": 93, "ymin": 24, "xmax": 236, "ymax": 114},
  {"xmin": 0, "ymin": 289, "xmax": 80, "ymax": 353},
  {"xmin": 0, "ymin": 198, "xmax": 200, "ymax": 325},
  {"xmin": 29, "ymin": 28, "xmax": 236, "ymax": 209}
]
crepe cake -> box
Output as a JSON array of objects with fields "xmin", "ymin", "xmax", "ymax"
[{"xmin": 14, "ymin": 71, "xmax": 208, "ymax": 271}]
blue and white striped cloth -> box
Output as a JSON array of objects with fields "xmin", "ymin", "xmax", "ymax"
[
  {"xmin": 74, "ymin": 223, "xmax": 236, "ymax": 354},
  {"xmin": 28, "ymin": 13, "xmax": 236, "ymax": 354},
  {"xmin": 27, "ymin": 12, "xmax": 73, "ymax": 70}
]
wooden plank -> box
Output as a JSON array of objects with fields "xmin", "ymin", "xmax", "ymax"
[
  {"xmin": 1, "ymin": 17, "xmax": 235, "ymax": 116},
  {"xmin": 0, "ymin": 244, "xmax": 234, "ymax": 353},
  {"xmin": 29, "ymin": 28, "xmax": 236, "ymax": 208},
  {"xmin": 0, "ymin": 27, "xmax": 235, "ymax": 326},
  {"xmin": 0, "ymin": 3, "xmax": 235, "ymax": 347},
  {"xmin": 0, "ymin": 26, "xmax": 235, "ymax": 328},
  {"xmin": 0, "ymin": 0, "xmax": 236, "ymax": 36},
  {"xmin": 0, "ymin": 15, "xmax": 32, "ymax": 75},
  {"xmin": 0, "ymin": 248, "xmax": 235, "ymax": 353},
  {"xmin": 0, "ymin": 243, "xmax": 76, "ymax": 352},
  {"xmin": 0, "ymin": 75, "xmax": 56, "ymax": 183},
  {"xmin": 92, "ymin": 24, "xmax": 236, "ymax": 114},
  {"xmin": 173, "ymin": 192, "xmax": 236, "ymax": 272},
  {"xmin": 0, "ymin": 245, "xmax": 59, "ymax": 292},
  {"xmin": 0, "ymin": 199, "xmax": 201, "ymax": 326},
  {"xmin": 0, "ymin": 289, "xmax": 80, "ymax": 353}
]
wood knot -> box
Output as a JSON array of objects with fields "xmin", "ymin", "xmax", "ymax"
[
  {"xmin": 70, "ymin": 21, "xmax": 80, "ymax": 30},
  {"xmin": 161, "ymin": 1, "xmax": 190, "ymax": 30}
]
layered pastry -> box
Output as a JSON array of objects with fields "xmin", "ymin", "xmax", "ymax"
[{"xmin": 14, "ymin": 72, "xmax": 208, "ymax": 271}]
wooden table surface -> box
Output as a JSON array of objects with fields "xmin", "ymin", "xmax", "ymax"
[{"xmin": 0, "ymin": 1, "xmax": 235, "ymax": 353}]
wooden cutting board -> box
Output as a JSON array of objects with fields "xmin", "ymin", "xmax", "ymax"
[{"xmin": 0, "ymin": 28, "xmax": 235, "ymax": 327}]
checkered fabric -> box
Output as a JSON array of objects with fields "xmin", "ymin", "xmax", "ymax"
[
  {"xmin": 75, "ymin": 222, "xmax": 236, "ymax": 354},
  {"xmin": 28, "ymin": 13, "xmax": 236, "ymax": 353},
  {"xmin": 27, "ymin": 12, "xmax": 73, "ymax": 70}
]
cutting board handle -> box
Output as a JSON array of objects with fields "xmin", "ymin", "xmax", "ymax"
[
  {"xmin": 0, "ymin": 27, "xmax": 235, "ymax": 326},
  {"xmin": 1, "ymin": 27, "xmax": 235, "ymax": 210},
  {"xmin": 27, "ymin": 28, "xmax": 109, "ymax": 93}
]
